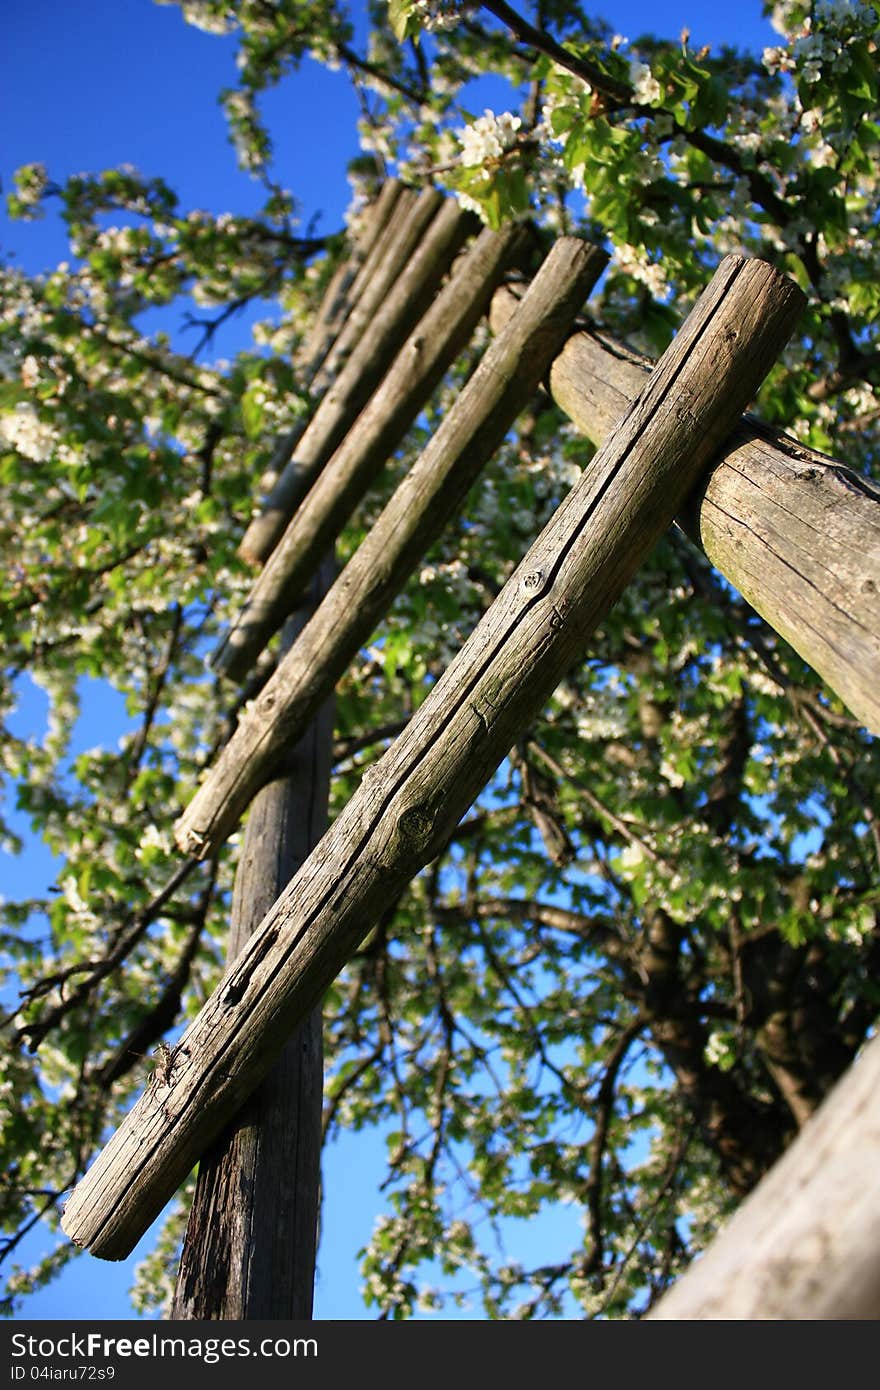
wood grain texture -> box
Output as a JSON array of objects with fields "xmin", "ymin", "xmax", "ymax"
[
  {"xmin": 177, "ymin": 237, "xmax": 606, "ymax": 857},
  {"xmin": 491, "ymin": 285, "xmax": 880, "ymax": 733},
  {"xmin": 236, "ymin": 190, "xmax": 473, "ymax": 567},
  {"xmin": 215, "ymin": 222, "xmax": 528, "ymax": 684},
  {"xmin": 60, "ymin": 255, "xmax": 803, "ymax": 1259},
  {"xmin": 649, "ymin": 1030, "xmax": 880, "ymax": 1318},
  {"xmin": 170, "ymin": 563, "xmax": 333, "ymax": 1320}
]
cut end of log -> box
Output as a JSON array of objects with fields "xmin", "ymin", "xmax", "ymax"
[
  {"xmin": 60, "ymin": 1183, "xmax": 138, "ymax": 1262},
  {"xmin": 59, "ymin": 1204, "xmax": 127, "ymax": 1262},
  {"xmin": 236, "ymin": 506, "xmax": 290, "ymax": 570},
  {"xmin": 236, "ymin": 537, "xmax": 263, "ymax": 567},
  {"xmin": 209, "ymin": 627, "xmax": 251, "ymax": 683}
]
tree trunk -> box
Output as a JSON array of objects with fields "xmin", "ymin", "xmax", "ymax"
[
  {"xmin": 170, "ymin": 561, "xmax": 334, "ymax": 1319},
  {"xmin": 59, "ymin": 256, "xmax": 804, "ymax": 1259}
]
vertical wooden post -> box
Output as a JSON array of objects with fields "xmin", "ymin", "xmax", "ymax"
[{"xmin": 170, "ymin": 561, "xmax": 334, "ymax": 1319}]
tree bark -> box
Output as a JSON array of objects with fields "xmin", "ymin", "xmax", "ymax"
[
  {"xmin": 59, "ymin": 255, "xmax": 804, "ymax": 1259},
  {"xmin": 177, "ymin": 237, "xmax": 607, "ymax": 855},
  {"xmin": 170, "ymin": 562, "xmax": 334, "ymax": 1319},
  {"xmin": 490, "ymin": 286, "xmax": 880, "ymax": 733},
  {"xmin": 238, "ymin": 191, "xmax": 474, "ymax": 566}
]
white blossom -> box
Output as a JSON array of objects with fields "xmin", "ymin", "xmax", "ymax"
[
  {"xmin": 453, "ymin": 188, "xmax": 485, "ymax": 217},
  {"xmin": 0, "ymin": 403, "xmax": 57, "ymax": 463},
  {"xmin": 20, "ymin": 356, "xmax": 40, "ymax": 389},
  {"xmin": 660, "ymin": 757, "xmax": 686, "ymax": 788},
  {"xmin": 763, "ymin": 45, "xmax": 795, "ymax": 74},
  {"xmin": 704, "ymin": 1031, "xmax": 735, "ymax": 1068},
  {"xmin": 179, "ymin": 1, "xmax": 236, "ymax": 36},
  {"xmin": 612, "ymin": 242, "xmax": 669, "ymax": 299},
  {"xmin": 136, "ymin": 823, "xmax": 172, "ymax": 860},
  {"xmin": 458, "ymin": 109, "xmax": 522, "ymax": 168},
  {"xmin": 619, "ymin": 843, "xmax": 645, "ymax": 872},
  {"xmin": 410, "ymin": 0, "xmax": 472, "ymax": 31},
  {"xmin": 12, "ymin": 162, "xmax": 48, "ymax": 208},
  {"xmin": 629, "ymin": 59, "xmax": 662, "ymax": 105}
]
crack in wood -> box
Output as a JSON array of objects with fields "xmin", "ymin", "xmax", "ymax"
[{"xmin": 222, "ymin": 927, "xmax": 280, "ymax": 1006}]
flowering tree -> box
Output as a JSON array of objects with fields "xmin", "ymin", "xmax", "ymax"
[{"xmin": 1, "ymin": 0, "xmax": 878, "ymax": 1318}]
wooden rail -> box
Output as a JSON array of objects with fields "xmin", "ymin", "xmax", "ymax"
[
  {"xmin": 214, "ymin": 221, "xmax": 529, "ymax": 684},
  {"xmin": 293, "ymin": 179, "xmax": 404, "ymax": 389},
  {"xmin": 491, "ymin": 286, "xmax": 880, "ymax": 734},
  {"xmin": 177, "ymin": 237, "xmax": 606, "ymax": 857},
  {"xmin": 236, "ymin": 191, "xmax": 473, "ymax": 566},
  {"xmin": 650, "ymin": 1029, "xmax": 880, "ymax": 1319},
  {"xmin": 60, "ymin": 255, "xmax": 803, "ymax": 1258}
]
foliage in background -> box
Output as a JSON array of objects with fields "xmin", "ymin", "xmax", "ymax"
[{"xmin": 1, "ymin": 0, "xmax": 878, "ymax": 1318}]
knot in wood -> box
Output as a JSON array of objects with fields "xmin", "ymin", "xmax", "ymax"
[
  {"xmin": 521, "ymin": 569, "xmax": 544, "ymax": 593},
  {"xmin": 395, "ymin": 802, "xmax": 435, "ymax": 857}
]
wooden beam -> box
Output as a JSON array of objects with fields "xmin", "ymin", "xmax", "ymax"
[
  {"xmin": 253, "ymin": 184, "xmax": 406, "ymax": 501},
  {"xmin": 60, "ymin": 255, "xmax": 803, "ymax": 1259},
  {"xmin": 649, "ymin": 1030, "xmax": 880, "ymax": 1319},
  {"xmin": 490, "ymin": 287, "xmax": 880, "ymax": 733},
  {"xmin": 237, "ymin": 191, "xmax": 474, "ymax": 567},
  {"xmin": 293, "ymin": 179, "xmax": 404, "ymax": 388},
  {"xmin": 308, "ymin": 186, "xmax": 424, "ymax": 394},
  {"xmin": 176, "ymin": 236, "xmax": 607, "ymax": 856},
  {"xmin": 213, "ymin": 220, "xmax": 529, "ymax": 685}
]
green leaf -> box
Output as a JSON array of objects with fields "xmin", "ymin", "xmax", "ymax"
[
  {"xmin": 240, "ymin": 383, "xmax": 265, "ymax": 439},
  {"xmin": 388, "ymin": 0, "xmax": 423, "ymax": 42},
  {"xmin": 847, "ymin": 278, "xmax": 880, "ymax": 324}
]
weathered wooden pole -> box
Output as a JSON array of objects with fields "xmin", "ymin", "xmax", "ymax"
[
  {"xmin": 213, "ymin": 220, "xmax": 531, "ymax": 684},
  {"xmin": 308, "ymin": 186, "xmax": 425, "ymax": 394},
  {"xmin": 239, "ymin": 192, "xmax": 475, "ymax": 565},
  {"xmin": 491, "ymin": 284, "xmax": 880, "ymax": 733},
  {"xmin": 294, "ymin": 179, "xmax": 404, "ymax": 387},
  {"xmin": 60, "ymin": 255, "xmax": 803, "ymax": 1259},
  {"xmin": 649, "ymin": 1029, "xmax": 880, "ymax": 1319},
  {"xmin": 179, "ymin": 237, "xmax": 607, "ymax": 852},
  {"xmin": 254, "ymin": 185, "xmax": 406, "ymax": 501},
  {"xmin": 170, "ymin": 564, "xmax": 334, "ymax": 1320}
]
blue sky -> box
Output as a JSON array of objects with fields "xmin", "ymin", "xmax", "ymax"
[{"xmin": 3, "ymin": 0, "xmax": 779, "ymax": 1323}]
